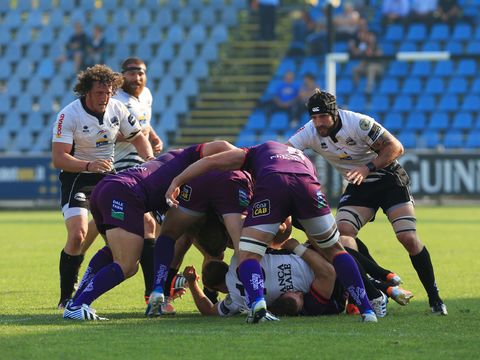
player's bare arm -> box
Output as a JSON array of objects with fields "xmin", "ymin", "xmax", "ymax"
[
  {"xmin": 129, "ymin": 131, "xmax": 155, "ymax": 160},
  {"xmin": 346, "ymin": 131, "xmax": 404, "ymax": 185},
  {"xmin": 148, "ymin": 126, "xmax": 163, "ymax": 153},
  {"xmin": 52, "ymin": 142, "xmax": 112, "ymax": 173},
  {"xmin": 183, "ymin": 266, "xmax": 218, "ymax": 316}
]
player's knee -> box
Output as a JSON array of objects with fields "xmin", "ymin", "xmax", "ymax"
[
  {"xmin": 396, "ymin": 232, "xmax": 422, "ymax": 254},
  {"xmin": 120, "ymin": 261, "xmax": 139, "ymax": 279},
  {"xmin": 67, "ymin": 227, "xmax": 87, "ymax": 247},
  {"xmin": 340, "ymin": 235, "xmax": 357, "ymax": 250},
  {"xmin": 335, "ymin": 208, "xmax": 365, "ymax": 237}
]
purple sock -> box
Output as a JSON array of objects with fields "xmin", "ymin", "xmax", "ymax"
[
  {"xmin": 72, "ymin": 246, "xmax": 113, "ymax": 302},
  {"xmin": 237, "ymin": 258, "xmax": 265, "ymax": 306},
  {"xmin": 333, "ymin": 252, "xmax": 373, "ymax": 314},
  {"xmin": 72, "ymin": 262, "xmax": 125, "ymax": 307},
  {"xmin": 152, "ymin": 235, "xmax": 175, "ymax": 293}
]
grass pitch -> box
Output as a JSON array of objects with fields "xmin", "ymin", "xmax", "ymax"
[{"xmin": 1, "ymin": 207, "xmax": 479, "ymax": 359}]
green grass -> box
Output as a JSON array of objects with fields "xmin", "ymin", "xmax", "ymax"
[{"xmin": 1, "ymin": 207, "xmax": 479, "ymax": 359}]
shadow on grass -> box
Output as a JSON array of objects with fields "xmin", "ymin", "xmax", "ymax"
[{"xmin": 1, "ymin": 298, "xmax": 478, "ymax": 327}]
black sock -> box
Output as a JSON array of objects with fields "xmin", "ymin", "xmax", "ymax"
[
  {"xmin": 59, "ymin": 250, "xmax": 84, "ymax": 303},
  {"xmin": 355, "ymin": 238, "xmax": 377, "ymax": 264},
  {"xmin": 140, "ymin": 238, "xmax": 155, "ymax": 297},
  {"xmin": 164, "ymin": 267, "xmax": 179, "ymax": 297},
  {"xmin": 353, "ymin": 256, "xmax": 382, "ymax": 300},
  {"xmin": 203, "ymin": 287, "xmax": 219, "ymax": 304},
  {"xmin": 371, "ymin": 278, "xmax": 389, "ymax": 295},
  {"xmin": 346, "ymin": 247, "xmax": 391, "ymax": 281},
  {"xmin": 410, "ymin": 246, "xmax": 441, "ymax": 305}
]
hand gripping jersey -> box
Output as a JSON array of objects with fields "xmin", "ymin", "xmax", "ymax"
[
  {"xmin": 52, "ymin": 98, "xmax": 141, "ymax": 163},
  {"xmin": 113, "ymin": 88, "xmax": 153, "ymax": 171},
  {"xmin": 216, "ymin": 254, "xmax": 314, "ymax": 316},
  {"xmin": 288, "ymin": 109, "xmax": 389, "ymax": 182}
]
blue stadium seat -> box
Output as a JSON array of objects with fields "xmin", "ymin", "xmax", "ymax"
[
  {"xmin": 471, "ymin": 78, "xmax": 480, "ymax": 92},
  {"xmin": 415, "ymin": 95, "xmax": 436, "ymax": 112},
  {"xmin": 5, "ymin": 43, "xmax": 22, "ymax": 61},
  {"xmin": 421, "ymin": 41, "xmax": 441, "ymax": 51},
  {"xmin": 15, "ymin": 59, "xmax": 34, "ymax": 80},
  {"xmin": 37, "ymin": 59, "xmax": 55, "ymax": 79},
  {"xmin": 177, "ymin": 8, "xmax": 195, "ymax": 28},
  {"xmin": 179, "ymin": 75, "xmax": 199, "ymax": 98},
  {"xmin": 198, "ymin": 7, "xmax": 217, "ymax": 28},
  {"xmin": 347, "ymin": 94, "xmax": 366, "ymax": 111},
  {"xmin": 421, "ymin": 130, "xmax": 441, "ymax": 149},
  {"xmin": 0, "ymin": 59, "xmax": 11, "ymax": 80},
  {"xmin": 398, "ymin": 42, "xmax": 417, "ymax": 52},
  {"xmin": 38, "ymin": 0, "xmax": 54, "ymax": 10},
  {"xmin": 397, "ymin": 131, "xmax": 417, "ymax": 149},
  {"xmin": 275, "ymin": 58, "xmax": 296, "ymax": 77},
  {"xmin": 434, "ymin": 60, "xmax": 454, "ymax": 77},
  {"xmin": 461, "ymin": 95, "xmax": 480, "ymax": 111},
  {"xmin": 385, "ymin": 24, "xmax": 403, "ymax": 42},
  {"xmin": 411, "ymin": 61, "xmax": 431, "ymax": 77},
  {"xmin": 0, "ymin": 128, "xmax": 10, "ymax": 152},
  {"xmin": 7, "ymin": 77, "xmax": 23, "ymax": 97},
  {"xmin": 447, "ymin": 77, "xmax": 468, "ymax": 94},
  {"xmin": 269, "ymin": 112, "xmax": 290, "ymax": 130},
  {"xmin": 427, "ymin": 113, "xmax": 449, "ymax": 130},
  {"xmin": 199, "ymin": 40, "xmax": 219, "ymax": 63},
  {"xmin": 170, "ymin": 96, "xmax": 188, "ymax": 115},
  {"xmin": 437, "ymin": 95, "xmax": 459, "ymax": 112},
  {"xmin": 401, "ymin": 78, "xmax": 422, "ymax": 95},
  {"xmin": 124, "ymin": 27, "xmax": 141, "ymax": 46},
  {"xmin": 166, "ymin": 24, "xmax": 184, "ymax": 44},
  {"xmin": 0, "ymin": 94, "xmax": 9, "ymax": 114},
  {"xmin": 452, "ymin": 23, "xmax": 472, "ymax": 41},
  {"xmin": 15, "ymin": 96, "xmax": 34, "ymax": 115},
  {"xmin": 336, "ymin": 77, "xmax": 353, "ymax": 95},
  {"xmin": 465, "ymin": 130, "xmax": 480, "ymax": 148},
  {"xmin": 3, "ymin": 9, "xmax": 22, "ymax": 30},
  {"xmin": 219, "ymin": 7, "xmax": 238, "ymax": 26},
  {"xmin": 379, "ymin": 78, "xmax": 399, "ymax": 95},
  {"xmin": 26, "ymin": 42, "xmax": 45, "ymax": 61},
  {"xmin": 258, "ymin": 130, "xmax": 279, "ymax": 143},
  {"xmin": 210, "ymin": 24, "xmax": 228, "ymax": 44},
  {"xmin": 26, "ymin": 10, "xmax": 43, "ymax": 28},
  {"xmin": 158, "ymin": 76, "xmax": 176, "ymax": 97},
  {"xmin": 131, "ymin": 7, "xmax": 152, "ymax": 25},
  {"xmin": 405, "ymin": 112, "xmax": 427, "ymax": 130},
  {"xmin": 452, "ymin": 112, "xmax": 473, "ymax": 130},
  {"xmin": 466, "ymin": 41, "xmax": 480, "ymax": 55},
  {"xmin": 177, "ymin": 42, "xmax": 197, "ymax": 62},
  {"xmin": 387, "ymin": 61, "xmax": 409, "ymax": 77},
  {"xmin": 430, "ymin": 23, "xmax": 450, "ymax": 41},
  {"xmin": 188, "ymin": 24, "xmax": 207, "ymax": 45},
  {"xmin": 383, "ymin": 112, "xmax": 404, "ymax": 131},
  {"xmin": 26, "ymin": 77, "xmax": 44, "ymax": 98},
  {"xmin": 26, "ymin": 112, "xmax": 45, "ymax": 133},
  {"xmin": 58, "ymin": 0, "xmax": 75, "ymax": 11},
  {"xmin": 456, "ymin": 59, "xmax": 476, "ymax": 76},
  {"xmin": 425, "ymin": 77, "xmax": 444, "ymax": 94},
  {"xmin": 370, "ymin": 95, "xmax": 390, "ymax": 113},
  {"xmin": 190, "ymin": 60, "xmax": 209, "ymax": 80},
  {"xmin": 298, "ymin": 58, "xmax": 319, "ymax": 77},
  {"xmin": 443, "ymin": 131, "xmax": 464, "ymax": 149},
  {"xmin": 134, "ymin": 42, "xmax": 155, "ymax": 60},
  {"xmin": 236, "ymin": 129, "xmax": 258, "ymax": 147},
  {"xmin": 91, "ymin": 8, "xmax": 108, "ymax": 25},
  {"xmin": 245, "ymin": 110, "xmax": 267, "ymax": 130},
  {"xmin": 406, "ymin": 23, "xmax": 427, "ymax": 42},
  {"xmin": 48, "ymin": 9, "xmax": 65, "ymax": 28},
  {"xmin": 156, "ymin": 8, "xmax": 174, "ymax": 30},
  {"xmin": 155, "ymin": 42, "xmax": 175, "ymax": 64},
  {"xmin": 113, "ymin": 43, "xmax": 130, "ymax": 61},
  {"xmin": 444, "ymin": 40, "xmax": 463, "ymax": 55},
  {"xmin": 10, "ymin": 131, "xmax": 37, "ymax": 153},
  {"xmin": 393, "ymin": 95, "xmax": 413, "ymax": 112},
  {"xmin": 112, "ymin": 8, "xmax": 130, "ymax": 26}
]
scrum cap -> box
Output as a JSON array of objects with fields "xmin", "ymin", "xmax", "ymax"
[{"xmin": 307, "ymin": 89, "xmax": 337, "ymax": 119}]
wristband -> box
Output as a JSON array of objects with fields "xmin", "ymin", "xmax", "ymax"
[
  {"xmin": 366, "ymin": 161, "xmax": 376, "ymax": 172},
  {"xmin": 293, "ymin": 244, "xmax": 308, "ymax": 257},
  {"xmin": 86, "ymin": 162, "xmax": 91, "ymax": 172}
]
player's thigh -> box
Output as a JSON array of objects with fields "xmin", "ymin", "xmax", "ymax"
[
  {"xmin": 162, "ymin": 207, "xmax": 203, "ymax": 240},
  {"xmin": 106, "ymin": 227, "xmax": 143, "ymax": 276}
]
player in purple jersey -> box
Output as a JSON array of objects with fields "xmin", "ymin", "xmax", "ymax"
[
  {"xmin": 166, "ymin": 141, "xmax": 377, "ymax": 323},
  {"xmin": 63, "ymin": 141, "xmax": 235, "ymax": 321},
  {"xmin": 145, "ymin": 169, "xmax": 254, "ymax": 317}
]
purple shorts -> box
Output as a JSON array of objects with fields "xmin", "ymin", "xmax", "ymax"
[
  {"xmin": 243, "ymin": 172, "xmax": 332, "ymax": 228},
  {"xmin": 177, "ymin": 171, "xmax": 253, "ymax": 216},
  {"xmin": 90, "ymin": 179, "xmax": 146, "ymax": 238}
]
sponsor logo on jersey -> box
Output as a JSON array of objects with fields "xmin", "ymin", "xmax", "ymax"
[
  {"xmin": 338, "ymin": 153, "xmax": 353, "ymax": 161},
  {"xmin": 127, "ymin": 114, "xmax": 137, "ymax": 126},
  {"xmin": 311, "ymin": 106, "xmax": 320, "ymax": 113},
  {"xmin": 252, "ymin": 199, "xmax": 270, "ymax": 217},
  {"xmin": 338, "ymin": 194, "xmax": 351, "ymax": 204},
  {"xmin": 56, "ymin": 113, "xmax": 64, "ymax": 137},
  {"xmin": 238, "ymin": 189, "xmax": 250, "ymax": 207},
  {"xmin": 82, "ymin": 125, "xmax": 89, "ymax": 133},
  {"xmin": 345, "ymin": 137, "xmax": 356, "ymax": 146},
  {"xmin": 316, "ymin": 190, "xmax": 327, "ymax": 208},
  {"xmin": 111, "ymin": 199, "xmax": 125, "ymax": 220},
  {"xmin": 179, "ymin": 184, "xmax": 192, "ymax": 201},
  {"xmin": 277, "ymin": 263, "xmax": 293, "ymax": 293},
  {"xmin": 368, "ymin": 123, "xmax": 382, "ymax": 142},
  {"xmin": 320, "ymin": 142, "xmax": 328, "ymax": 149},
  {"xmin": 359, "ymin": 117, "xmax": 372, "ymax": 131},
  {"xmin": 74, "ymin": 192, "xmax": 86, "ymax": 202},
  {"xmin": 110, "ymin": 116, "xmax": 119, "ymax": 127},
  {"xmin": 96, "ymin": 131, "xmax": 109, "ymax": 147},
  {"xmin": 250, "ymin": 273, "xmax": 264, "ymax": 291}
]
